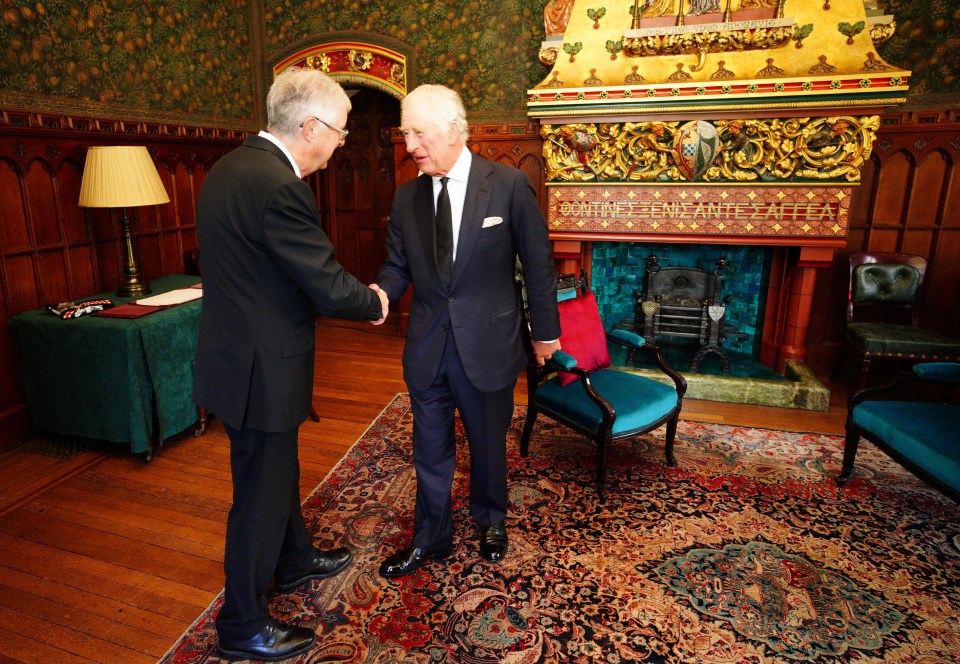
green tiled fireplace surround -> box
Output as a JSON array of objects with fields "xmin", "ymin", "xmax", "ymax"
[
  {"xmin": 592, "ymin": 242, "xmax": 830, "ymax": 411},
  {"xmin": 591, "ymin": 242, "xmax": 769, "ymax": 356}
]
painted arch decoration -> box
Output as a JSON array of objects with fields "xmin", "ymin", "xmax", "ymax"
[{"xmin": 273, "ymin": 42, "xmax": 407, "ymax": 99}]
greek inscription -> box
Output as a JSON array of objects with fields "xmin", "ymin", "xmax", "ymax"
[{"xmin": 552, "ymin": 198, "xmax": 838, "ymax": 224}]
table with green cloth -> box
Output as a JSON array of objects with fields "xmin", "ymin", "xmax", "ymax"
[{"xmin": 9, "ymin": 274, "xmax": 203, "ymax": 456}]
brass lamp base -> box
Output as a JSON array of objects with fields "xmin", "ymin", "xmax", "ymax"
[
  {"xmin": 117, "ymin": 279, "xmax": 152, "ymax": 298},
  {"xmin": 117, "ymin": 210, "xmax": 152, "ymax": 299}
]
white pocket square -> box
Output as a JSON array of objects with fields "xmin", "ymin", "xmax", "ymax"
[{"xmin": 482, "ymin": 216, "xmax": 503, "ymax": 228}]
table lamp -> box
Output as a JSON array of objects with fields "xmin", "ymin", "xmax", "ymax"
[{"xmin": 78, "ymin": 146, "xmax": 170, "ymax": 297}]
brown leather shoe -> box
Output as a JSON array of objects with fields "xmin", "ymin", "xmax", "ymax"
[
  {"xmin": 216, "ymin": 620, "xmax": 315, "ymax": 662},
  {"xmin": 378, "ymin": 544, "xmax": 454, "ymax": 578},
  {"xmin": 479, "ymin": 522, "xmax": 508, "ymax": 562},
  {"xmin": 275, "ymin": 547, "xmax": 352, "ymax": 592}
]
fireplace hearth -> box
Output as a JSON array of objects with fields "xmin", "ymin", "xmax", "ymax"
[
  {"xmin": 589, "ymin": 242, "xmax": 829, "ymax": 410},
  {"xmin": 621, "ymin": 254, "xmax": 747, "ymax": 373}
]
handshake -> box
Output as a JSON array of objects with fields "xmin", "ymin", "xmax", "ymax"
[{"xmin": 369, "ymin": 284, "xmax": 388, "ymax": 326}]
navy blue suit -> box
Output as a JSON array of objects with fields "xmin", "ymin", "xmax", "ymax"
[{"xmin": 376, "ymin": 153, "xmax": 560, "ymax": 548}]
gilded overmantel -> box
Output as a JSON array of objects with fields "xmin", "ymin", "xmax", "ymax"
[
  {"xmin": 541, "ymin": 115, "xmax": 879, "ymax": 183},
  {"xmin": 531, "ymin": 0, "xmax": 907, "ymax": 116},
  {"xmin": 528, "ymin": 0, "xmax": 909, "ymax": 244}
]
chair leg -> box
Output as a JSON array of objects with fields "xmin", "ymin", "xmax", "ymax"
[
  {"xmin": 596, "ymin": 433, "xmax": 611, "ymax": 504},
  {"xmin": 664, "ymin": 415, "xmax": 679, "ymax": 466},
  {"xmin": 520, "ymin": 407, "xmax": 538, "ymax": 457},
  {"xmin": 837, "ymin": 426, "xmax": 860, "ymax": 485}
]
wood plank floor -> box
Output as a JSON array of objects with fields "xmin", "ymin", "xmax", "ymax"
[{"xmin": 0, "ymin": 320, "xmax": 848, "ymax": 663}]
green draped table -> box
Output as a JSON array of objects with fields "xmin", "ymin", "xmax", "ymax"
[{"xmin": 9, "ymin": 274, "xmax": 203, "ymax": 456}]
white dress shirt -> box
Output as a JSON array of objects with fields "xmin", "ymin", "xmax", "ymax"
[
  {"xmin": 258, "ymin": 130, "xmax": 301, "ymax": 178},
  {"xmin": 433, "ymin": 146, "xmax": 472, "ymax": 262}
]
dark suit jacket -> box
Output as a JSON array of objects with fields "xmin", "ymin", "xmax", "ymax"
[
  {"xmin": 193, "ymin": 136, "xmax": 381, "ymax": 432},
  {"xmin": 376, "ymin": 153, "xmax": 560, "ymax": 393}
]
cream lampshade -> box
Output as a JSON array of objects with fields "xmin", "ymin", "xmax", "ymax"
[{"xmin": 78, "ymin": 146, "xmax": 170, "ymax": 297}]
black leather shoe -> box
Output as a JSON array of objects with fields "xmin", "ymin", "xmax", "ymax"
[
  {"xmin": 479, "ymin": 522, "xmax": 508, "ymax": 562},
  {"xmin": 275, "ymin": 547, "xmax": 353, "ymax": 592},
  {"xmin": 216, "ymin": 620, "xmax": 315, "ymax": 662},
  {"xmin": 379, "ymin": 544, "xmax": 453, "ymax": 578}
]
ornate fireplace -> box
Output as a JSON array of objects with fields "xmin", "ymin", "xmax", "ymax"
[
  {"xmin": 527, "ymin": 0, "xmax": 910, "ymax": 379},
  {"xmin": 626, "ymin": 254, "xmax": 739, "ymax": 372}
]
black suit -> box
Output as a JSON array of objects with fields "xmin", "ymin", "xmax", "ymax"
[
  {"xmin": 194, "ymin": 135, "xmax": 380, "ymax": 640},
  {"xmin": 376, "ymin": 153, "xmax": 559, "ymax": 549}
]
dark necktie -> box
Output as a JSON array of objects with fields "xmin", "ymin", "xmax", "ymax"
[{"xmin": 435, "ymin": 176, "xmax": 453, "ymax": 286}]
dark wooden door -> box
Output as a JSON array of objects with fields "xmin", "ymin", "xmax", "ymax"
[{"xmin": 315, "ymin": 89, "xmax": 400, "ymax": 286}]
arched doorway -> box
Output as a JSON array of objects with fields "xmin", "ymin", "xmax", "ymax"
[
  {"xmin": 316, "ymin": 88, "xmax": 399, "ymax": 286},
  {"xmin": 273, "ymin": 41, "xmax": 407, "ymax": 286}
]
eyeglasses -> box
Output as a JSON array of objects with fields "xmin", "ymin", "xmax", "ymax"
[{"xmin": 301, "ymin": 116, "xmax": 349, "ymax": 139}]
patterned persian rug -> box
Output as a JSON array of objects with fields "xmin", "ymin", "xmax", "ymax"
[{"xmin": 162, "ymin": 394, "xmax": 960, "ymax": 663}]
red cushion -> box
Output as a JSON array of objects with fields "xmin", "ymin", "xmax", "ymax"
[{"xmin": 557, "ymin": 291, "xmax": 610, "ymax": 386}]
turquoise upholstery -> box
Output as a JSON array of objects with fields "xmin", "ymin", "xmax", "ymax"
[
  {"xmin": 840, "ymin": 361, "xmax": 960, "ymax": 501},
  {"xmin": 608, "ymin": 328, "xmax": 645, "ymax": 349},
  {"xmin": 851, "ymin": 402, "xmax": 960, "ymax": 495},
  {"xmin": 535, "ymin": 369, "xmax": 679, "ymax": 436},
  {"xmin": 913, "ymin": 362, "xmax": 960, "ymax": 383},
  {"xmin": 549, "ymin": 349, "xmax": 577, "ymax": 372}
]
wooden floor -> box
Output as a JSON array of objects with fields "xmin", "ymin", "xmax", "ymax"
[{"xmin": 0, "ymin": 320, "xmax": 849, "ymax": 663}]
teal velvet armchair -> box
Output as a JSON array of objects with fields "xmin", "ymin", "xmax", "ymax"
[
  {"xmin": 837, "ymin": 361, "xmax": 960, "ymax": 502},
  {"xmin": 831, "ymin": 252, "xmax": 960, "ymax": 388},
  {"xmin": 519, "ymin": 271, "xmax": 687, "ymax": 503}
]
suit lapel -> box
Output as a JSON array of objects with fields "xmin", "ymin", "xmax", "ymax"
[{"xmin": 452, "ymin": 156, "xmax": 492, "ymax": 286}]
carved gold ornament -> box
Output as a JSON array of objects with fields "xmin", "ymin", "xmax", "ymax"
[
  {"xmin": 540, "ymin": 115, "xmax": 879, "ymax": 184},
  {"xmin": 347, "ymin": 50, "xmax": 374, "ymax": 71},
  {"xmin": 306, "ymin": 53, "xmax": 332, "ymax": 73},
  {"xmin": 869, "ymin": 19, "xmax": 896, "ymax": 46},
  {"xmin": 623, "ymin": 23, "xmax": 793, "ymax": 72},
  {"xmin": 539, "ymin": 46, "xmax": 559, "ymax": 67}
]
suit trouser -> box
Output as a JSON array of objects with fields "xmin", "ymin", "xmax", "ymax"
[
  {"xmin": 409, "ymin": 330, "xmax": 516, "ymax": 550},
  {"xmin": 216, "ymin": 423, "xmax": 315, "ymax": 642}
]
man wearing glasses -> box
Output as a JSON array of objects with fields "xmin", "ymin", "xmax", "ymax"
[{"xmin": 194, "ymin": 66, "xmax": 387, "ymax": 662}]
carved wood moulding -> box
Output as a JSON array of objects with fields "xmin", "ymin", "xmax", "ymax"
[{"xmin": 0, "ymin": 109, "xmax": 248, "ymax": 142}]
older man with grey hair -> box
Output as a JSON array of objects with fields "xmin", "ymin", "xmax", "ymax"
[
  {"xmin": 374, "ymin": 84, "xmax": 561, "ymax": 579},
  {"xmin": 194, "ymin": 66, "xmax": 387, "ymax": 661}
]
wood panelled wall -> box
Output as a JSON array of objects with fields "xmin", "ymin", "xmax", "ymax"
[
  {"xmin": 0, "ymin": 112, "xmax": 244, "ymax": 451},
  {"xmin": 2, "ymin": 109, "xmax": 958, "ymax": 452},
  {"xmin": 809, "ymin": 108, "xmax": 960, "ymax": 370}
]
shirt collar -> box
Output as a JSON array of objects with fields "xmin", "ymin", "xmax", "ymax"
[
  {"xmin": 258, "ymin": 130, "xmax": 302, "ymax": 179},
  {"xmin": 435, "ymin": 145, "xmax": 471, "ymax": 185}
]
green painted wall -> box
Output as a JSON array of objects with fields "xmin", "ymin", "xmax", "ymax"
[
  {"xmin": 0, "ymin": 0, "xmax": 955, "ymax": 126},
  {"xmin": 261, "ymin": 0, "xmax": 546, "ymax": 117},
  {"xmin": 876, "ymin": 0, "xmax": 959, "ymax": 97},
  {"xmin": 0, "ymin": 0, "xmax": 254, "ymax": 124}
]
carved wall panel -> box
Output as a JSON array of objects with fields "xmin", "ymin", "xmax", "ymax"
[{"xmin": 786, "ymin": 109, "xmax": 960, "ymax": 371}]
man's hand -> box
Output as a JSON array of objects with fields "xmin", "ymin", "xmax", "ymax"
[
  {"xmin": 532, "ymin": 339, "xmax": 561, "ymax": 367},
  {"xmin": 369, "ymin": 284, "xmax": 388, "ymax": 326}
]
